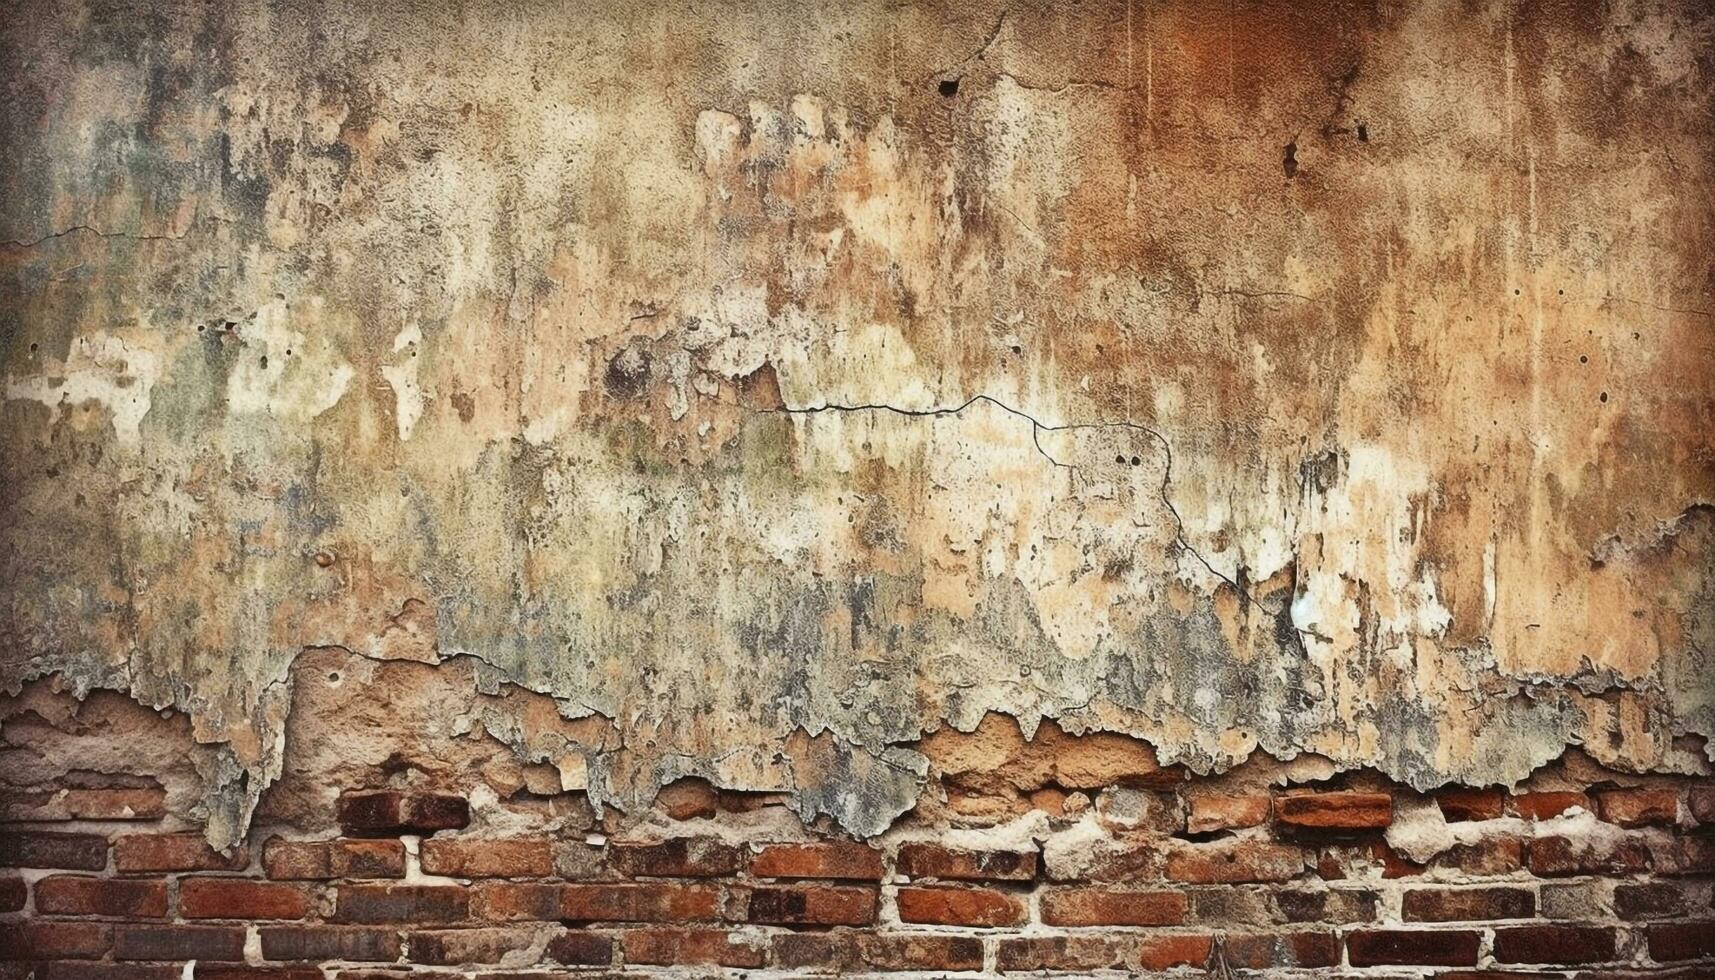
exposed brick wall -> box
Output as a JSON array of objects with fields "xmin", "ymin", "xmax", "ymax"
[{"xmin": 2, "ymin": 767, "xmax": 1712, "ymax": 976}]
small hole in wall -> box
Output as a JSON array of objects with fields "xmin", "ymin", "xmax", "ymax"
[
  {"xmin": 1178, "ymin": 828, "xmax": 1236, "ymax": 844},
  {"xmin": 1115, "ymin": 454, "xmax": 1126, "ymax": 464},
  {"xmin": 1356, "ymin": 122, "xmax": 1369, "ymax": 142},
  {"xmin": 1580, "ymin": 355, "xmax": 1588, "ymax": 363},
  {"xmin": 327, "ymin": 671, "xmax": 341, "ymax": 684},
  {"xmin": 28, "ymin": 343, "xmax": 37, "ymax": 353},
  {"xmin": 260, "ymin": 356, "xmax": 268, "ymax": 369},
  {"xmin": 1599, "ymin": 391, "xmax": 1608, "ymax": 402},
  {"xmin": 1130, "ymin": 456, "xmax": 1141, "ymax": 466},
  {"xmin": 938, "ymin": 77, "xmax": 960, "ymax": 97}
]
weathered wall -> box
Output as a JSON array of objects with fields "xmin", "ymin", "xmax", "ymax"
[{"xmin": 0, "ymin": 0, "xmax": 1713, "ymax": 974}]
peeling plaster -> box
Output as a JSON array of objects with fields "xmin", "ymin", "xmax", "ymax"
[{"xmin": 1, "ymin": 0, "xmax": 1713, "ymax": 847}]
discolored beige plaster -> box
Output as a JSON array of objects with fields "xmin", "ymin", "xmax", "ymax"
[{"xmin": 1, "ymin": 0, "xmax": 1712, "ymax": 846}]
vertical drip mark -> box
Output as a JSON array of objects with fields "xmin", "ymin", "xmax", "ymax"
[
  {"xmin": 1501, "ymin": 8, "xmax": 1518, "ymax": 279},
  {"xmin": 1144, "ymin": 0, "xmax": 1154, "ymax": 122},
  {"xmin": 1527, "ymin": 146, "xmax": 1543, "ymax": 564},
  {"xmin": 1126, "ymin": 0, "xmax": 1138, "ymax": 227},
  {"xmin": 1227, "ymin": 0, "xmax": 1236, "ymax": 107}
]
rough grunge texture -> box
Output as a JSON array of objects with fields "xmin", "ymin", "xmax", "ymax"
[{"xmin": 1, "ymin": 0, "xmax": 1713, "ymax": 976}]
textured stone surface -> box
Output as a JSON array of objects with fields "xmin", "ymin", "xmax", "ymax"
[{"xmin": 1, "ymin": 0, "xmax": 1712, "ymax": 849}]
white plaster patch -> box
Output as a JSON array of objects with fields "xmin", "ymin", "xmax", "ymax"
[
  {"xmin": 1385, "ymin": 794, "xmax": 1457, "ymax": 862},
  {"xmin": 223, "ymin": 299, "xmax": 354, "ymax": 422},
  {"xmin": 380, "ymin": 322, "xmax": 425, "ymax": 440},
  {"xmin": 4, "ymin": 332, "xmax": 160, "ymax": 446}
]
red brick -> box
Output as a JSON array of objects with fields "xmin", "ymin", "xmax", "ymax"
[
  {"xmin": 1512, "ymin": 791, "xmax": 1589, "ymax": 820},
  {"xmin": 1690, "ymin": 785, "xmax": 1715, "ymax": 826},
  {"xmin": 609, "ymin": 838, "xmax": 743, "ymax": 877},
  {"xmin": 751, "ymin": 841, "xmax": 883, "ymax": 880},
  {"xmin": 897, "ymin": 843, "xmax": 1037, "ymax": 882},
  {"xmin": 995, "ymin": 936, "xmax": 1140, "ymax": 973},
  {"xmin": 472, "ymin": 882, "xmax": 563, "ymax": 921},
  {"xmin": 0, "ymin": 921, "xmax": 111, "ymax": 959},
  {"xmin": 1402, "ymin": 886, "xmax": 1534, "ymax": 922},
  {"xmin": 545, "ymin": 930, "xmax": 615, "ymax": 966},
  {"xmin": 775, "ymin": 933, "xmax": 984, "ymax": 973},
  {"xmin": 1528, "ymin": 836, "xmax": 1650, "ymax": 877},
  {"xmin": 1281, "ymin": 931, "xmax": 1341, "ymax": 968},
  {"xmin": 0, "ymin": 878, "xmax": 20, "ymax": 913},
  {"xmin": 1493, "ymin": 924, "xmax": 1616, "ymax": 964},
  {"xmin": 114, "ymin": 833, "xmax": 248, "ymax": 873},
  {"xmin": 259, "ymin": 925, "xmax": 402, "ymax": 961},
  {"xmin": 1049, "ymin": 839, "xmax": 1163, "ymax": 881},
  {"xmin": 653, "ymin": 779, "xmax": 719, "ymax": 821},
  {"xmin": 0, "ymin": 831, "xmax": 108, "ymax": 870},
  {"xmin": 1594, "ymin": 787, "xmax": 1679, "ymax": 828},
  {"xmin": 1185, "ymin": 885, "xmax": 1273, "ymax": 925},
  {"xmin": 1436, "ymin": 837, "xmax": 1525, "ymax": 876},
  {"xmin": 1669, "ymin": 837, "xmax": 1715, "ymax": 876},
  {"xmin": 34, "ymin": 875, "xmax": 167, "ymax": 917},
  {"xmin": 1272, "ymin": 887, "xmax": 1379, "ymax": 923},
  {"xmin": 194, "ymin": 969, "xmax": 324, "ymax": 980},
  {"xmin": 1436, "ymin": 788, "xmax": 1506, "ymax": 822},
  {"xmin": 859, "ymin": 934, "xmax": 987, "ymax": 972},
  {"xmin": 746, "ymin": 884, "xmax": 877, "ymax": 926},
  {"xmin": 897, "ymin": 885, "xmax": 1025, "ymax": 927},
  {"xmin": 114, "ymin": 924, "xmax": 246, "ymax": 961},
  {"xmin": 335, "ymin": 883, "xmax": 468, "ymax": 923},
  {"xmin": 1613, "ymin": 882, "xmax": 1687, "ymax": 920},
  {"xmin": 1039, "ymin": 887, "xmax": 1186, "ymax": 926},
  {"xmin": 622, "ymin": 928, "xmax": 766, "ymax": 968},
  {"xmin": 1138, "ymin": 934, "xmax": 1215, "ymax": 970},
  {"xmin": 1275, "ymin": 791, "xmax": 1393, "ymax": 830},
  {"xmin": 46, "ymin": 787, "xmax": 168, "ymax": 821},
  {"xmin": 1648, "ymin": 921, "xmax": 1715, "ymax": 961},
  {"xmin": 1370, "ymin": 840, "xmax": 1427, "ymax": 878},
  {"xmin": 1186, "ymin": 793, "xmax": 1270, "ymax": 833},
  {"xmin": 1223, "ymin": 932, "xmax": 1340, "ymax": 969},
  {"xmin": 420, "ymin": 837, "xmax": 553, "ymax": 878},
  {"xmin": 560, "ymin": 883, "xmax": 723, "ymax": 923},
  {"xmin": 263, "ymin": 837, "xmax": 405, "ymax": 879},
  {"xmin": 13, "ymin": 967, "xmax": 181, "ymax": 980},
  {"xmin": 181, "ymin": 878, "xmax": 309, "ymax": 920},
  {"xmin": 1347, "ymin": 929, "xmax": 1482, "ymax": 967},
  {"xmin": 407, "ymin": 927, "xmax": 540, "ymax": 964},
  {"xmin": 337, "ymin": 790, "xmax": 469, "ymax": 836},
  {"xmin": 1167, "ymin": 839, "xmax": 1305, "ymax": 883},
  {"xmin": 419, "ymin": 974, "xmax": 615, "ymax": 980}
]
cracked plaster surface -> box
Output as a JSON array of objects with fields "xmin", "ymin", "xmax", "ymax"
[{"xmin": 1, "ymin": 0, "xmax": 1712, "ymax": 846}]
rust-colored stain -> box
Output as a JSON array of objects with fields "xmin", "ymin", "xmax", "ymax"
[{"xmin": 1, "ymin": 0, "xmax": 1711, "ymax": 846}]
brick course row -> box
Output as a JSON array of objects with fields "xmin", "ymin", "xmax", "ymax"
[
  {"xmin": 4, "ymin": 921, "xmax": 1712, "ymax": 971},
  {"xmin": 0, "ymin": 778, "xmax": 1709, "ymax": 975}
]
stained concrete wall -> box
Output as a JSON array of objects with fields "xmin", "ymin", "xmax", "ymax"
[{"xmin": 2, "ymin": 0, "xmax": 1712, "ymax": 849}]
